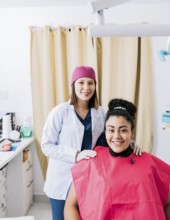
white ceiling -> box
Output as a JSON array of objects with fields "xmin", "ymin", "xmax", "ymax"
[{"xmin": 0, "ymin": 0, "xmax": 169, "ymax": 8}]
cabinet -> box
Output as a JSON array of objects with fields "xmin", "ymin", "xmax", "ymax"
[
  {"xmin": 23, "ymin": 149, "xmax": 33, "ymax": 214},
  {"xmin": 0, "ymin": 138, "xmax": 34, "ymax": 217},
  {"xmin": 0, "ymin": 166, "xmax": 7, "ymax": 217}
]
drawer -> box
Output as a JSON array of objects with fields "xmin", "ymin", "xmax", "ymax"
[
  {"xmin": 0, "ymin": 188, "xmax": 6, "ymax": 203},
  {"xmin": 0, "ymin": 201, "xmax": 7, "ymax": 217},
  {"xmin": 0, "ymin": 167, "xmax": 6, "ymax": 177},
  {"xmin": 0, "ymin": 176, "xmax": 6, "ymax": 186},
  {"xmin": 23, "ymin": 160, "xmax": 33, "ymax": 172}
]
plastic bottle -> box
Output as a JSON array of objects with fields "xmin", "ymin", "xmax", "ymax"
[{"xmin": 20, "ymin": 117, "xmax": 32, "ymax": 138}]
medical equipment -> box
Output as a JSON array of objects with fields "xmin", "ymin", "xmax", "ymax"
[{"xmin": 87, "ymin": 0, "xmax": 170, "ymax": 37}]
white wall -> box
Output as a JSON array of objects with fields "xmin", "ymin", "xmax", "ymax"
[
  {"xmin": 151, "ymin": 37, "xmax": 170, "ymax": 163},
  {"xmin": 0, "ymin": 3, "xmax": 170, "ymax": 195}
]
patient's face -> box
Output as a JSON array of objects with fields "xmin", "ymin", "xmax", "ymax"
[{"xmin": 105, "ymin": 116, "xmax": 133, "ymax": 153}]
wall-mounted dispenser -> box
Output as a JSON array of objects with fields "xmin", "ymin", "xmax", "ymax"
[{"xmin": 162, "ymin": 104, "xmax": 170, "ymax": 130}]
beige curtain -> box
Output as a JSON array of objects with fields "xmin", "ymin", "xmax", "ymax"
[
  {"xmin": 96, "ymin": 37, "xmax": 153, "ymax": 152},
  {"xmin": 30, "ymin": 26, "xmax": 152, "ymax": 178}
]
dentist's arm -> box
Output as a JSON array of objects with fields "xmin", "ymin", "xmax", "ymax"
[{"xmin": 130, "ymin": 140, "xmax": 143, "ymax": 156}]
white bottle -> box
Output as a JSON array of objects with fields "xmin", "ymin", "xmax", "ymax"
[
  {"xmin": 2, "ymin": 115, "xmax": 12, "ymax": 139},
  {"xmin": 20, "ymin": 117, "xmax": 32, "ymax": 138}
]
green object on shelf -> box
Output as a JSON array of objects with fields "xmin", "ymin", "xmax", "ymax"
[
  {"xmin": 20, "ymin": 118, "xmax": 32, "ymax": 138},
  {"xmin": 21, "ymin": 129, "xmax": 32, "ymax": 138}
]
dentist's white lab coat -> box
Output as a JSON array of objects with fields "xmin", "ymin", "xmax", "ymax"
[{"xmin": 41, "ymin": 101, "xmax": 105, "ymax": 200}]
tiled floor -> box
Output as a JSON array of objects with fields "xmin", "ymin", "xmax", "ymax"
[{"xmin": 26, "ymin": 202, "xmax": 52, "ymax": 220}]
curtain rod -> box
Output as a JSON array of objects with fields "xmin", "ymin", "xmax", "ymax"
[{"xmin": 29, "ymin": 25, "xmax": 87, "ymax": 32}]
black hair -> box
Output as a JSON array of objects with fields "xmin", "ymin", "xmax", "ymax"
[{"xmin": 105, "ymin": 98, "xmax": 137, "ymax": 130}]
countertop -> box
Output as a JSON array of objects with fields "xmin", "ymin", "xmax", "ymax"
[{"xmin": 0, "ymin": 137, "xmax": 35, "ymax": 169}]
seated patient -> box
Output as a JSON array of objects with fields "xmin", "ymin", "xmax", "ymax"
[{"xmin": 64, "ymin": 98, "xmax": 170, "ymax": 220}]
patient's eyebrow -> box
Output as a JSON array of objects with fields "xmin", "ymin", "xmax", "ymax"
[{"xmin": 106, "ymin": 125, "xmax": 128, "ymax": 129}]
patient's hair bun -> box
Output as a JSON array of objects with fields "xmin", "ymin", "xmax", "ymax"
[{"xmin": 108, "ymin": 98, "xmax": 136, "ymax": 118}]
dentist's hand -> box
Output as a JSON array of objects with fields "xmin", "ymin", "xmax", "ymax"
[
  {"xmin": 76, "ymin": 150, "xmax": 97, "ymax": 162},
  {"xmin": 130, "ymin": 140, "xmax": 143, "ymax": 156}
]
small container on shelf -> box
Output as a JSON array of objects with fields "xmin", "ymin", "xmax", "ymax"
[{"xmin": 20, "ymin": 117, "xmax": 32, "ymax": 138}]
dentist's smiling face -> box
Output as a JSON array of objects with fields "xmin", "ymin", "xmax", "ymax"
[
  {"xmin": 105, "ymin": 116, "xmax": 133, "ymax": 153},
  {"xmin": 74, "ymin": 77, "xmax": 95, "ymax": 102}
]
